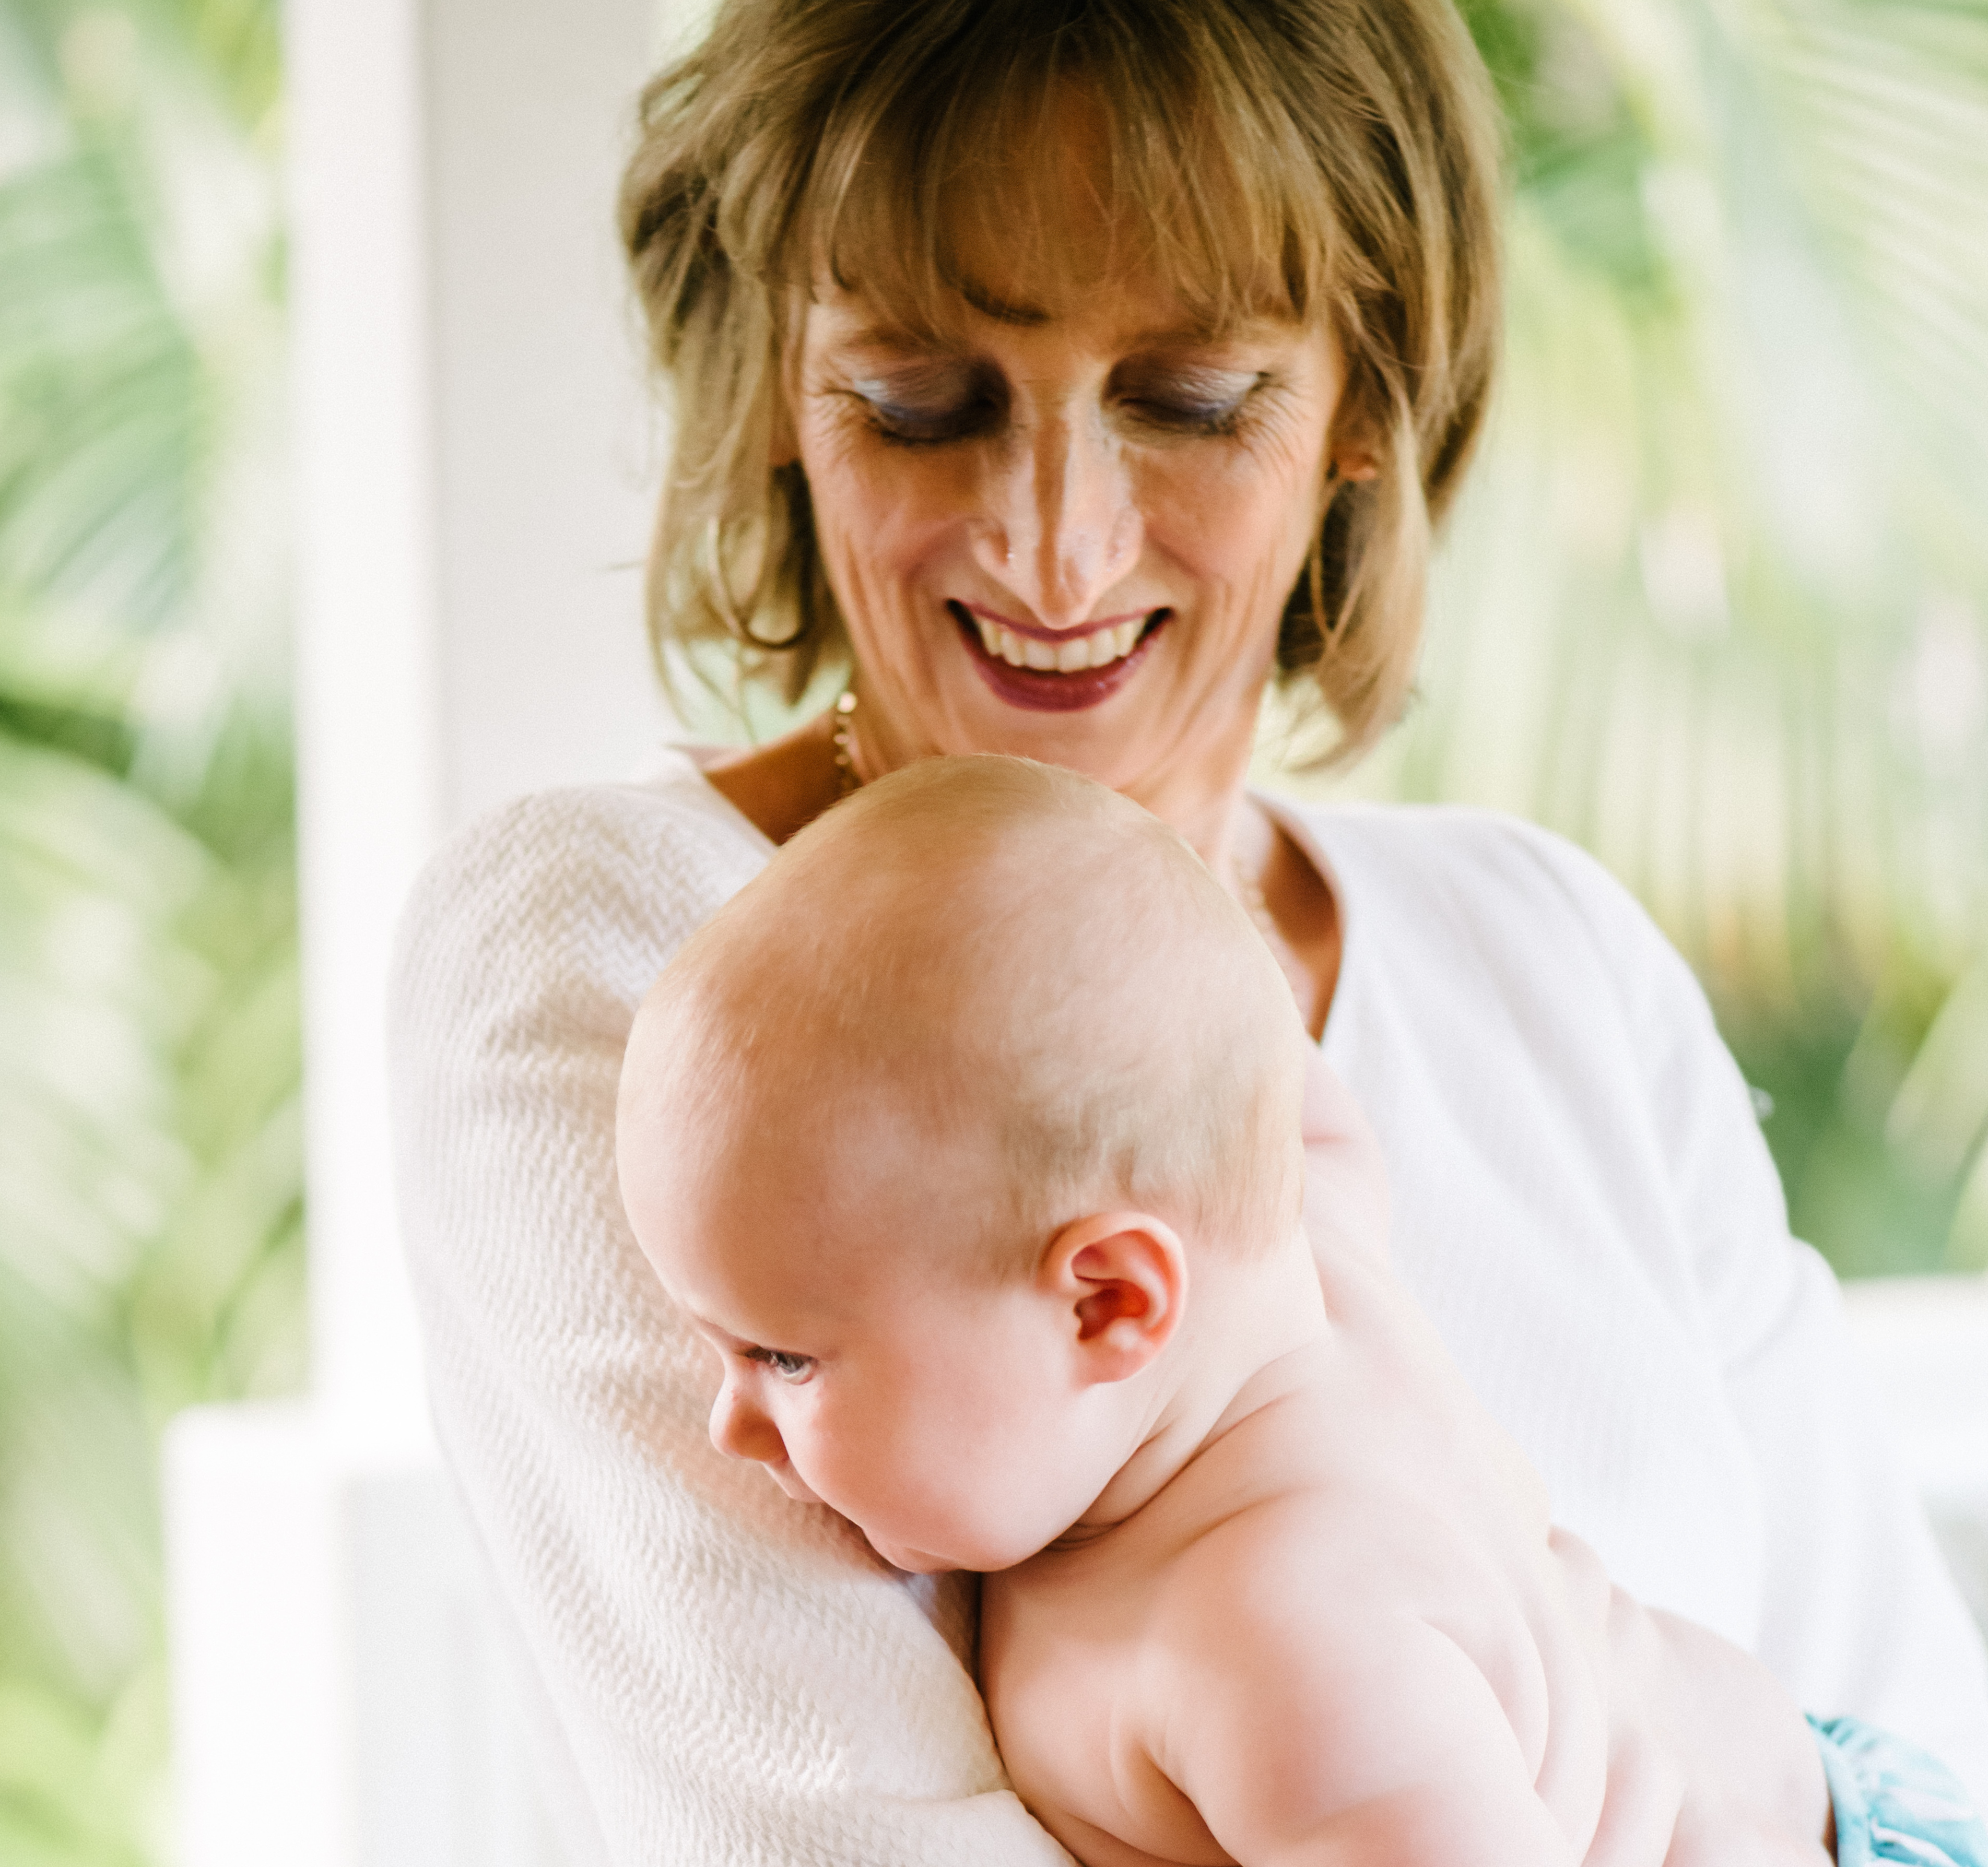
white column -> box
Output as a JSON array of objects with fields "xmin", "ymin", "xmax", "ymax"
[
  {"xmin": 285, "ymin": 0, "xmax": 676, "ymax": 1430},
  {"xmin": 288, "ymin": 0, "xmax": 445, "ymax": 1434},
  {"xmin": 166, "ymin": 0, "xmax": 669, "ymax": 1861}
]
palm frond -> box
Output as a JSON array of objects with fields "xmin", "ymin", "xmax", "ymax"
[
  {"xmin": 1271, "ymin": 0, "xmax": 1988, "ymax": 1272},
  {"xmin": 1, "ymin": 1, "xmax": 296, "ymax": 1857}
]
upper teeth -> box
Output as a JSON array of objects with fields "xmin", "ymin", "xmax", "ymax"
[{"xmin": 975, "ymin": 617, "xmax": 1144, "ymax": 671}]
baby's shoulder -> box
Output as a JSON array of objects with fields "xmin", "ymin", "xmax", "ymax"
[
  {"xmin": 991, "ymin": 1484, "xmax": 1544, "ymax": 1862},
  {"xmin": 1125, "ymin": 1494, "xmax": 1402, "ymax": 1756},
  {"xmin": 1135, "ymin": 1493, "xmax": 1544, "ymax": 1838}
]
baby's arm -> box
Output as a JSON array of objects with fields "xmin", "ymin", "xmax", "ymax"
[{"xmin": 1153, "ymin": 1545, "xmax": 1579, "ymax": 1867}]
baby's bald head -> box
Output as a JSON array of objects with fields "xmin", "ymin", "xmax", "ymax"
[{"xmin": 619, "ymin": 757, "xmax": 1309, "ymax": 1278}]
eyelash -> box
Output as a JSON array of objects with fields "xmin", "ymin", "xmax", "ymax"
[
  {"xmin": 745, "ymin": 1346, "xmax": 813, "ymax": 1382},
  {"xmin": 858, "ymin": 398, "xmax": 999, "ymax": 449},
  {"xmin": 1124, "ymin": 395, "xmax": 1252, "ymax": 438},
  {"xmin": 855, "ymin": 379, "xmax": 1265, "ymax": 448}
]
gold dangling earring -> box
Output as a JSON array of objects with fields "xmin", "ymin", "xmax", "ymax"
[
  {"xmin": 829, "ymin": 687, "xmax": 861, "ymax": 797},
  {"xmin": 1308, "ymin": 457, "xmax": 1349, "ymax": 641}
]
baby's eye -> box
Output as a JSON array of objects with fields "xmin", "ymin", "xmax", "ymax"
[{"xmin": 746, "ymin": 1346, "xmax": 814, "ymax": 1383}]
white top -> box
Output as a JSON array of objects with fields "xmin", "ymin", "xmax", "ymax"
[{"xmin": 388, "ymin": 753, "xmax": 1988, "ymax": 1863}]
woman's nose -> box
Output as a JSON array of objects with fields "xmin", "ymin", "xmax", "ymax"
[
  {"xmin": 976, "ymin": 409, "xmax": 1142, "ymax": 628},
  {"xmin": 709, "ymin": 1377, "xmax": 786, "ymax": 1466}
]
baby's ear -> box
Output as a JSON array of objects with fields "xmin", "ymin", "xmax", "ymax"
[{"xmin": 1041, "ymin": 1213, "xmax": 1187, "ymax": 1384}]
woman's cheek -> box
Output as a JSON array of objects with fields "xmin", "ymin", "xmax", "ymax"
[
  {"xmin": 805, "ymin": 415, "xmax": 974, "ymax": 539},
  {"xmin": 1136, "ymin": 458, "xmax": 1281, "ymax": 583}
]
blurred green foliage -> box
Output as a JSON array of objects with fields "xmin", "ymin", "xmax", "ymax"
[
  {"xmin": 2, "ymin": 0, "xmax": 1985, "ymax": 1860},
  {"xmin": 0, "ymin": 0, "xmax": 297, "ymax": 1860},
  {"xmin": 1280, "ymin": 0, "xmax": 1988, "ymax": 1278}
]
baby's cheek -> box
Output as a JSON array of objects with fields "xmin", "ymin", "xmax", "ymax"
[{"xmin": 803, "ymin": 1421, "xmax": 898, "ymax": 1520}]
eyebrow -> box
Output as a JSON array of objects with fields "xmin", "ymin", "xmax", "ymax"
[
  {"xmin": 681, "ymin": 1306, "xmax": 816, "ymax": 1361},
  {"xmin": 957, "ymin": 275, "xmax": 1051, "ymax": 327},
  {"xmin": 679, "ymin": 1305, "xmax": 745, "ymax": 1345}
]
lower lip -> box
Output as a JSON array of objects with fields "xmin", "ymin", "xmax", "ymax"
[{"xmin": 951, "ymin": 603, "xmax": 1168, "ymax": 713}]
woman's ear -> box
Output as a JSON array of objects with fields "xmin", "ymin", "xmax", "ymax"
[
  {"xmin": 1324, "ymin": 371, "xmax": 1385, "ymax": 486},
  {"xmin": 1039, "ymin": 1212, "xmax": 1188, "ymax": 1385}
]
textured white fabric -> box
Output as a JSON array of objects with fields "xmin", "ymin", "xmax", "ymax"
[
  {"xmin": 1284, "ymin": 801, "xmax": 1988, "ymax": 1805},
  {"xmin": 389, "ymin": 753, "xmax": 1988, "ymax": 1863}
]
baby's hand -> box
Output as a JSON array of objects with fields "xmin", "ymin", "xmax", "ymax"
[{"xmin": 1300, "ymin": 1049, "xmax": 1391, "ymax": 1269}]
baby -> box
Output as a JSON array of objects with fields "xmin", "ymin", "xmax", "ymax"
[{"xmin": 616, "ymin": 754, "xmax": 1986, "ymax": 1867}]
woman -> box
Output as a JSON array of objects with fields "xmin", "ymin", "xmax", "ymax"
[{"xmin": 390, "ymin": 0, "xmax": 1988, "ymax": 1858}]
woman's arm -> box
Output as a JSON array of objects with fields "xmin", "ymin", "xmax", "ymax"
[
  {"xmin": 389, "ymin": 778, "xmax": 1070, "ymax": 1865},
  {"xmin": 1511, "ymin": 823, "xmax": 1988, "ymax": 1803}
]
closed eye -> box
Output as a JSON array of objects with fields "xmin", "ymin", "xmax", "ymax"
[
  {"xmin": 1111, "ymin": 362, "xmax": 1267, "ymax": 438},
  {"xmin": 852, "ymin": 393, "xmax": 1002, "ymax": 447},
  {"xmin": 846, "ymin": 361, "xmax": 1004, "ymax": 447}
]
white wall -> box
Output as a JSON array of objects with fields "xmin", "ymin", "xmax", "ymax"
[
  {"xmin": 168, "ymin": 1, "xmax": 670, "ymax": 1860},
  {"xmin": 422, "ymin": 0, "xmax": 678, "ymax": 832},
  {"xmin": 288, "ymin": 0, "xmax": 673, "ymax": 1427}
]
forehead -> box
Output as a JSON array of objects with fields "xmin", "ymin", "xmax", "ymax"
[{"xmin": 634, "ymin": 1072, "xmax": 1013, "ymax": 1327}]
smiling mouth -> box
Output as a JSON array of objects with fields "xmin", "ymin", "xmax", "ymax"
[{"xmin": 947, "ymin": 601, "xmax": 1169, "ymax": 713}]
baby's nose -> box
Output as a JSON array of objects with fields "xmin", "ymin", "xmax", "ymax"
[{"xmin": 708, "ymin": 1378, "xmax": 787, "ymax": 1466}]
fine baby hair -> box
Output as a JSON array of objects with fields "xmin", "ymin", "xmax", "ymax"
[{"xmin": 621, "ymin": 753, "xmax": 1311, "ymax": 1273}]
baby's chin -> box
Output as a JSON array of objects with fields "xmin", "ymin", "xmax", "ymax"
[
  {"xmin": 862, "ymin": 1523, "xmax": 1053, "ymax": 1576},
  {"xmin": 866, "ymin": 1540, "xmax": 959, "ymax": 1576},
  {"xmin": 759, "ymin": 1472, "xmax": 958, "ymax": 1571}
]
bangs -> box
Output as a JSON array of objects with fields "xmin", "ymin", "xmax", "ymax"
[{"xmin": 765, "ymin": 0, "xmax": 1345, "ymax": 335}]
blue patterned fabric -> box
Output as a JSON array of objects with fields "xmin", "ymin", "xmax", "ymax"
[{"xmin": 1811, "ymin": 1716, "xmax": 1988, "ymax": 1867}]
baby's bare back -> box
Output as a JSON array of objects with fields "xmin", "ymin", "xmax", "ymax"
[{"xmin": 980, "ymin": 1246, "xmax": 1829, "ymax": 1867}]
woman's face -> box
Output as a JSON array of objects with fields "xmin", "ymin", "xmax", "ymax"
[{"xmin": 788, "ymin": 223, "xmax": 1351, "ymax": 831}]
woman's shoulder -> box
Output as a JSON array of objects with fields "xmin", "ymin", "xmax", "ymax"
[
  {"xmin": 1281, "ymin": 797, "xmax": 1691, "ymax": 1020},
  {"xmin": 393, "ymin": 754, "xmax": 772, "ymax": 1008},
  {"xmin": 1290, "ymin": 797, "xmax": 1632, "ymax": 916}
]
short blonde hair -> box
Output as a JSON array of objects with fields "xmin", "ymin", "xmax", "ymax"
[
  {"xmin": 627, "ymin": 757, "xmax": 1309, "ymax": 1274},
  {"xmin": 620, "ymin": 0, "xmax": 1502, "ymax": 763}
]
